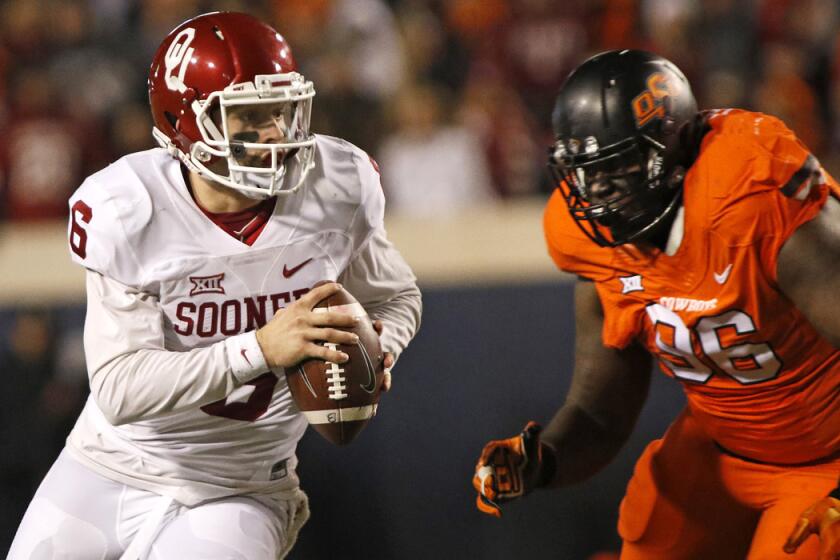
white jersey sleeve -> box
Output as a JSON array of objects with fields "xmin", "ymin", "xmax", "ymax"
[
  {"xmin": 339, "ymin": 149, "xmax": 421, "ymax": 361},
  {"xmin": 69, "ymin": 164, "xmax": 269, "ymax": 425},
  {"xmin": 348, "ymin": 148, "xmax": 386, "ymax": 256},
  {"xmin": 68, "ymin": 173, "xmax": 150, "ymax": 288},
  {"xmin": 339, "ymin": 230, "xmax": 421, "ymax": 362},
  {"xmin": 83, "ymin": 270, "xmax": 268, "ymax": 425}
]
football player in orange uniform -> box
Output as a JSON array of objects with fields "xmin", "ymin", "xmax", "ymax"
[{"xmin": 473, "ymin": 50, "xmax": 840, "ymax": 559}]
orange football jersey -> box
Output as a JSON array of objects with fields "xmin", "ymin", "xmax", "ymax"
[{"xmin": 544, "ymin": 109, "xmax": 840, "ymax": 465}]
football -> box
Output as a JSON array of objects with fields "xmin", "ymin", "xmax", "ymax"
[{"xmin": 286, "ymin": 285, "xmax": 385, "ymax": 445}]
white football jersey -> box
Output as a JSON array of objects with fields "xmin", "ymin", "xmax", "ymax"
[{"xmin": 65, "ymin": 135, "xmax": 420, "ymax": 506}]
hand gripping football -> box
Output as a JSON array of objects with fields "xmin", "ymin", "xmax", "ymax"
[{"xmin": 286, "ymin": 285, "xmax": 385, "ymax": 445}]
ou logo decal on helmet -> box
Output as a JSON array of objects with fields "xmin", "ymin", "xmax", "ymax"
[
  {"xmin": 164, "ymin": 28, "xmax": 196, "ymax": 93},
  {"xmin": 631, "ymin": 72, "xmax": 671, "ymax": 128}
]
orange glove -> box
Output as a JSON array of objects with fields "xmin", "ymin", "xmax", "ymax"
[
  {"xmin": 472, "ymin": 421, "xmax": 553, "ymax": 517},
  {"xmin": 783, "ymin": 495, "xmax": 840, "ymax": 559}
]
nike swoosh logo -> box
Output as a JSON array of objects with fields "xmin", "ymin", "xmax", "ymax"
[
  {"xmin": 241, "ymin": 349, "xmax": 252, "ymax": 367},
  {"xmin": 714, "ymin": 264, "xmax": 733, "ymax": 284},
  {"xmin": 356, "ymin": 339, "xmax": 378, "ymax": 394},
  {"xmin": 296, "ymin": 365, "xmax": 318, "ymax": 398},
  {"xmin": 283, "ymin": 258, "xmax": 313, "ymax": 278}
]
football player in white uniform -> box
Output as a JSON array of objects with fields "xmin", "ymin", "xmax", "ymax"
[{"xmin": 8, "ymin": 12, "xmax": 421, "ymax": 560}]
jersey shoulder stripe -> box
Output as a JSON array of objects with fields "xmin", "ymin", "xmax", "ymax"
[{"xmin": 780, "ymin": 154, "xmax": 820, "ymax": 198}]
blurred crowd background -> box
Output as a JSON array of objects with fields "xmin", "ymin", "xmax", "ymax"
[
  {"xmin": 2, "ymin": 0, "xmax": 840, "ymax": 556},
  {"xmin": 3, "ymin": 0, "xmax": 840, "ymax": 222}
]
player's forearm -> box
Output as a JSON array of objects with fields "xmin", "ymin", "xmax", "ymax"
[
  {"xmin": 546, "ymin": 282, "xmax": 652, "ymax": 487},
  {"xmin": 540, "ymin": 401, "xmax": 633, "ymax": 487},
  {"xmin": 84, "ymin": 271, "xmax": 267, "ymax": 425},
  {"xmin": 89, "ymin": 332, "xmax": 266, "ymax": 425},
  {"xmin": 365, "ymin": 287, "xmax": 422, "ymax": 361}
]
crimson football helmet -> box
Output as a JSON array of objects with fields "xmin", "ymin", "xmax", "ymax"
[
  {"xmin": 548, "ymin": 50, "xmax": 697, "ymax": 247},
  {"xmin": 148, "ymin": 12, "xmax": 315, "ymax": 197}
]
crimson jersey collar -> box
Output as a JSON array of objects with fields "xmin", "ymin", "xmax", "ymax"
[{"xmin": 181, "ymin": 164, "xmax": 277, "ymax": 246}]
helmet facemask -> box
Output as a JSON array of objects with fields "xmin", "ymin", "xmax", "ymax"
[
  {"xmin": 157, "ymin": 72, "xmax": 316, "ymax": 199},
  {"xmin": 550, "ymin": 134, "xmax": 682, "ymax": 247}
]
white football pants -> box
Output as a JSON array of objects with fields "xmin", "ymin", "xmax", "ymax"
[{"xmin": 7, "ymin": 449, "xmax": 309, "ymax": 560}]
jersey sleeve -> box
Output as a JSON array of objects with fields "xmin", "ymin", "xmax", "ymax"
[
  {"xmin": 703, "ymin": 112, "xmax": 832, "ymax": 280},
  {"xmin": 543, "ymin": 189, "xmax": 616, "ymax": 282},
  {"xmin": 83, "ymin": 271, "xmax": 268, "ymax": 425},
  {"xmin": 340, "ymin": 148, "xmax": 421, "ymax": 362},
  {"xmin": 348, "ymin": 148, "xmax": 386, "ymax": 258},
  {"xmin": 67, "ymin": 172, "xmax": 151, "ymax": 289},
  {"xmin": 759, "ymin": 163, "xmax": 833, "ymax": 283},
  {"xmin": 745, "ymin": 116, "xmax": 834, "ymax": 281},
  {"xmin": 338, "ymin": 229, "xmax": 422, "ymax": 362}
]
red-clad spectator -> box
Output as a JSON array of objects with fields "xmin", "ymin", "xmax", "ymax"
[
  {"xmin": 489, "ymin": 0, "xmax": 594, "ymax": 124},
  {"xmin": 1, "ymin": 67, "xmax": 108, "ymax": 221},
  {"xmin": 597, "ymin": 0, "xmax": 647, "ymax": 52},
  {"xmin": 457, "ymin": 63, "xmax": 544, "ymax": 197},
  {"xmin": 757, "ymin": 0, "xmax": 799, "ymax": 43}
]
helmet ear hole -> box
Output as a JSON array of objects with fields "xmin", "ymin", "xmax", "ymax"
[{"xmin": 164, "ymin": 111, "xmax": 178, "ymax": 129}]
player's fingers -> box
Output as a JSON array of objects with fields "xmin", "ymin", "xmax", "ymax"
[
  {"xmin": 384, "ymin": 352, "xmax": 395, "ymax": 369},
  {"xmin": 373, "ymin": 319, "xmax": 384, "ymax": 335},
  {"xmin": 784, "ymin": 517, "xmax": 816, "ymax": 553},
  {"xmin": 306, "ymin": 327, "xmax": 359, "ymax": 346},
  {"xmin": 299, "ymin": 282, "xmax": 342, "ymax": 309},
  {"xmin": 476, "ymin": 441, "xmax": 504, "ymax": 467},
  {"xmin": 380, "ymin": 370, "xmax": 392, "ymax": 392},
  {"xmin": 473, "ymin": 464, "xmax": 496, "ymax": 497},
  {"xmin": 473, "ymin": 465, "xmax": 502, "ymax": 518},
  {"xmin": 523, "ymin": 421, "xmax": 542, "ymax": 436},
  {"xmin": 480, "ymin": 435, "xmax": 523, "ymax": 469},
  {"xmin": 308, "ymin": 310, "xmax": 359, "ymax": 328},
  {"xmin": 305, "ymin": 342, "xmax": 349, "ymax": 364},
  {"xmin": 476, "ymin": 494, "xmax": 502, "ymax": 518}
]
